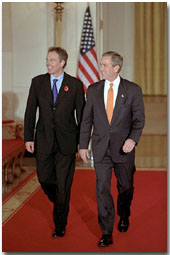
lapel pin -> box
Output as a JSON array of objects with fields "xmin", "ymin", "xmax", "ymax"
[
  {"xmin": 64, "ymin": 86, "xmax": 69, "ymax": 92},
  {"xmin": 121, "ymin": 94, "xmax": 124, "ymax": 98}
]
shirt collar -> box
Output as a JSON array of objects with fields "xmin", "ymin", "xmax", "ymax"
[
  {"xmin": 50, "ymin": 72, "xmax": 64, "ymax": 82},
  {"xmin": 105, "ymin": 75, "xmax": 120, "ymax": 88}
]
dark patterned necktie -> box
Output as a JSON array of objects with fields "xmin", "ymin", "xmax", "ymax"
[{"xmin": 52, "ymin": 79, "xmax": 58, "ymax": 103}]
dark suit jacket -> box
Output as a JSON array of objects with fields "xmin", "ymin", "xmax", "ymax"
[
  {"xmin": 24, "ymin": 72, "xmax": 85, "ymax": 155},
  {"xmin": 79, "ymin": 77, "xmax": 145, "ymax": 163}
]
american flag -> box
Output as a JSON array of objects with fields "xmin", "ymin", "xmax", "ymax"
[{"xmin": 77, "ymin": 6, "xmax": 100, "ymax": 92}]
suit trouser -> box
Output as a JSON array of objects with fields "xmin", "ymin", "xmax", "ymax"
[
  {"xmin": 36, "ymin": 150, "xmax": 76, "ymax": 230},
  {"xmin": 94, "ymin": 147, "xmax": 136, "ymax": 235}
]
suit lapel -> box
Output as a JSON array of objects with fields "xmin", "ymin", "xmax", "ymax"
[
  {"xmin": 96, "ymin": 80, "xmax": 109, "ymax": 123},
  {"xmin": 55, "ymin": 72, "xmax": 69, "ymax": 105},
  {"xmin": 42, "ymin": 73, "xmax": 70, "ymax": 106},
  {"xmin": 43, "ymin": 73, "xmax": 53, "ymax": 105},
  {"xmin": 111, "ymin": 77, "xmax": 127, "ymax": 124}
]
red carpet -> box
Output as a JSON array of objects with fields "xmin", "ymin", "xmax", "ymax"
[{"xmin": 2, "ymin": 170, "xmax": 167, "ymax": 252}]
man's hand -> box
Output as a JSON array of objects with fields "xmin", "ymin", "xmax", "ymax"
[
  {"xmin": 79, "ymin": 149, "xmax": 90, "ymax": 163},
  {"xmin": 122, "ymin": 139, "xmax": 136, "ymax": 153},
  {"xmin": 25, "ymin": 141, "xmax": 34, "ymax": 153}
]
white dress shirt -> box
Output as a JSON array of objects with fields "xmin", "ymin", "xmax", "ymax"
[
  {"xmin": 50, "ymin": 73, "xmax": 64, "ymax": 92},
  {"xmin": 104, "ymin": 75, "xmax": 120, "ymax": 108}
]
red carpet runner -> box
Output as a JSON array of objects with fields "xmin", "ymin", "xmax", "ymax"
[{"xmin": 2, "ymin": 170, "xmax": 167, "ymax": 252}]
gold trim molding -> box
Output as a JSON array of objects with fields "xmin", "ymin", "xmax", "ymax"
[{"xmin": 54, "ymin": 2, "xmax": 64, "ymax": 46}]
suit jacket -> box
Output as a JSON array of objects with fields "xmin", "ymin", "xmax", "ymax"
[
  {"xmin": 24, "ymin": 72, "xmax": 85, "ymax": 155},
  {"xmin": 79, "ymin": 77, "xmax": 145, "ymax": 163}
]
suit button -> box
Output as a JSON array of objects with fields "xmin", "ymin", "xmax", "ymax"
[{"xmin": 53, "ymin": 107, "xmax": 56, "ymax": 110}]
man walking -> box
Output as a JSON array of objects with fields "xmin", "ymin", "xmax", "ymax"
[
  {"xmin": 24, "ymin": 47, "xmax": 85, "ymax": 238},
  {"xmin": 79, "ymin": 51, "xmax": 145, "ymax": 247}
]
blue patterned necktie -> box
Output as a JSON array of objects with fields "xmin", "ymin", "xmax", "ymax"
[{"xmin": 52, "ymin": 79, "xmax": 58, "ymax": 103}]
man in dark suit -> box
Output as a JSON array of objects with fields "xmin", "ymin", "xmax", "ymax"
[
  {"xmin": 24, "ymin": 47, "xmax": 85, "ymax": 238},
  {"xmin": 79, "ymin": 51, "xmax": 145, "ymax": 247}
]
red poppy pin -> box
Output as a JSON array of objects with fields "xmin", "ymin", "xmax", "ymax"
[{"xmin": 64, "ymin": 86, "xmax": 69, "ymax": 92}]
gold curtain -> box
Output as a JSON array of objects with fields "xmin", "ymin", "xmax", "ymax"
[{"xmin": 134, "ymin": 2, "xmax": 167, "ymax": 95}]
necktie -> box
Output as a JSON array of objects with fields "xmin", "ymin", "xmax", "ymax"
[
  {"xmin": 52, "ymin": 79, "xmax": 58, "ymax": 103},
  {"xmin": 106, "ymin": 83, "xmax": 114, "ymax": 124}
]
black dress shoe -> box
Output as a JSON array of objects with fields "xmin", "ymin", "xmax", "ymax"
[
  {"xmin": 98, "ymin": 235, "xmax": 113, "ymax": 247},
  {"xmin": 118, "ymin": 217, "xmax": 129, "ymax": 232},
  {"xmin": 52, "ymin": 228, "xmax": 65, "ymax": 238}
]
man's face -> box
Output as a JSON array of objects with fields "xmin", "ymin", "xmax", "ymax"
[
  {"xmin": 46, "ymin": 51, "xmax": 65, "ymax": 77},
  {"xmin": 100, "ymin": 56, "xmax": 118, "ymax": 81}
]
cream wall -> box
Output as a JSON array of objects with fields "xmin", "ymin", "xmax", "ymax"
[
  {"xmin": 2, "ymin": 2, "xmax": 55, "ymax": 122},
  {"xmin": 2, "ymin": 2, "xmax": 134, "ymax": 124},
  {"xmin": 103, "ymin": 2, "xmax": 134, "ymax": 80},
  {"xmin": 2, "ymin": 3, "xmax": 13, "ymax": 120},
  {"xmin": 62, "ymin": 2, "xmax": 97, "ymax": 76}
]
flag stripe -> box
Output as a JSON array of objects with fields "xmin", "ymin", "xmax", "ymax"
[
  {"xmin": 79, "ymin": 56, "xmax": 98, "ymax": 83},
  {"xmin": 77, "ymin": 68, "xmax": 91, "ymax": 87},
  {"xmin": 77, "ymin": 6, "xmax": 100, "ymax": 91},
  {"xmin": 83, "ymin": 53, "xmax": 100, "ymax": 81},
  {"xmin": 77, "ymin": 76, "xmax": 87, "ymax": 92},
  {"xmin": 87, "ymin": 48, "xmax": 100, "ymax": 75},
  {"xmin": 78, "ymin": 61, "xmax": 94, "ymax": 84}
]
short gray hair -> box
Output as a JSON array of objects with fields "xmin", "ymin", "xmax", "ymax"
[{"xmin": 102, "ymin": 51, "xmax": 123, "ymax": 72}]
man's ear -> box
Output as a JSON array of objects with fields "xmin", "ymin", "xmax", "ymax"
[
  {"xmin": 113, "ymin": 65, "xmax": 120, "ymax": 73},
  {"xmin": 60, "ymin": 60, "xmax": 65, "ymax": 68}
]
